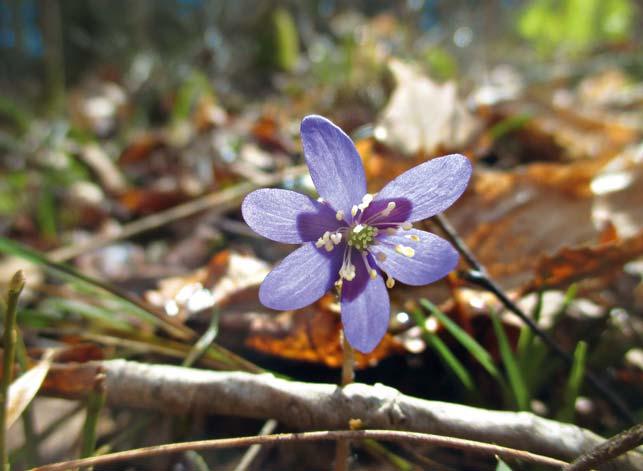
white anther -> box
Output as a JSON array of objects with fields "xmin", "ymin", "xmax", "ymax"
[
  {"xmin": 351, "ymin": 205, "xmax": 358, "ymax": 217},
  {"xmin": 401, "ymin": 222, "xmax": 413, "ymax": 230},
  {"xmin": 339, "ymin": 262, "xmax": 356, "ymax": 281},
  {"xmin": 381, "ymin": 201, "xmax": 396, "ymax": 217},
  {"xmin": 395, "ymin": 244, "xmax": 415, "ymax": 257},
  {"xmin": 317, "ymin": 197, "xmax": 325, "ymax": 203},
  {"xmin": 317, "ymin": 231, "xmax": 341, "ymax": 251},
  {"xmin": 335, "ymin": 210, "xmax": 344, "ymax": 221},
  {"xmin": 375, "ymin": 252, "xmax": 387, "ymax": 262},
  {"xmin": 353, "ymin": 224, "xmax": 364, "ymax": 234},
  {"xmin": 406, "ymin": 234, "xmax": 420, "ymax": 241},
  {"xmin": 356, "ymin": 193, "xmax": 374, "ymax": 212}
]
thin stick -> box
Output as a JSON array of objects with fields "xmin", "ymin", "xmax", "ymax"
[
  {"xmin": 1, "ymin": 270, "xmax": 25, "ymax": 471},
  {"xmin": 29, "ymin": 429, "xmax": 568, "ymax": 471},
  {"xmin": 432, "ymin": 213, "xmax": 635, "ymax": 425},
  {"xmin": 566, "ymin": 423, "xmax": 643, "ymax": 471}
]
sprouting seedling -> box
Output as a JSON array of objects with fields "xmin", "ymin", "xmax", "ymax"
[{"xmin": 242, "ymin": 115, "xmax": 471, "ymax": 353}]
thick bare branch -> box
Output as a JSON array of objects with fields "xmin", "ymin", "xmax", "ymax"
[{"xmin": 87, "ymin": 360, "xmax": 642, "ymax": 471}]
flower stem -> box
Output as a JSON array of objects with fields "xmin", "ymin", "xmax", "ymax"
[
  {"xmin": 335, "ymin": 330, "xmax": 355, "ymax": 471},
  {"xmin": 0, "ymin": 270, "xmax": 25, "ymax": 471},
  {"xmin": 341, "ymin": 331, "xmax": 355, "ymax": 386}
]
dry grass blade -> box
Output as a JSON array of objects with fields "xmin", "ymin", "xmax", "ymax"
[{"xmin": 6, "ymin": 350, "xmax": 55, "ymax": 430}]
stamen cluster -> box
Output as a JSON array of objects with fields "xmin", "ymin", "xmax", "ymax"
[{"xmin": 314, "ymin": 191, "xmax": 417, "ymax": 288}]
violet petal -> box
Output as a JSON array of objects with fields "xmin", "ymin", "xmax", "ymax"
[
  {"xmin": 259, "ymin": 243, "xmax": 342, "ymax": 310},
  {"xmin": 341, "ymin": 274, "xmax": 390, "ymax": 353},
  {"xmin": 242, "ymin": 189, "xmax": 341, "ymax": 244},
  {"xmin": 374, "ymin": 154, "xmax": 472, "ymax": 222},
  {"xmin": 300, "ymin": 115, "xmax": 367, "ymax": 214},
  {"xmin": 373, "ymin": 229, "xmax": 458, "ymax": 285}
]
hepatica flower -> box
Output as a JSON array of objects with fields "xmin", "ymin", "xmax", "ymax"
[{"xmin": 242, "ymin": 115, "xmax": 471, "ymax": 353}]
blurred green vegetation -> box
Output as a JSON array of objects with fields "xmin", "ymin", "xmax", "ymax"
[{"xmin": 518, "ymin": 0, "xmax": 634, "ymax": 56}]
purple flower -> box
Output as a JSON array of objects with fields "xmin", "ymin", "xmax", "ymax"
[{"xmin": 242, "ymin": 115, "xmax": 472, "ymax": 353}]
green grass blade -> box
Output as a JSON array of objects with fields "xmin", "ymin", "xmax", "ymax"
[
  {"xmin": 490, "ymin": 309, "xmax": 529, "ymax": 410},
  {"xmin": 517, "ymin": 290, "xmax": 543, "ymax": 368},
  {"xmin": 183, "ymin": 308, "xmax": 220, "ymax": 367},
  {"xmin": 0, "ymin": 237, "xmax": 192, "ymax": 339},
  {"xmin": 411, "ymin": 310, "xmax": 475, "ymax": 392},
  {"xmin": 419, "ymin": 299, "xmax": 501, "ymax": 379},
  {"xmin": 556, "ymin": 340, "xmax": 587, "ymax": 423},
  {"xmin": 495, "ymin": 457, "xmax": 513, "ymax": 470}
]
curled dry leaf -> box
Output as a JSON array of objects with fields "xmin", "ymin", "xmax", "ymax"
[
  {"xmin": 6, "ymin": 349, "xmax": 54, "ymax": 430},
  {"xmin": 524, "ymin": 231, "xmax": 643, "ymax": 294},
  {"xmin": 376, "ymin": 59, "xmax": 481, "ymax": 156}
]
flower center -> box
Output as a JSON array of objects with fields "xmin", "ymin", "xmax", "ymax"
[{"xmin": 347, "ymin": 224, "xmax": 378, "ymax": 251}]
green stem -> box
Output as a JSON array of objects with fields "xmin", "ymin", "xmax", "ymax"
[
  {"xmin": 14, "ymin": 328, "xmax": 40, "ymax": 467},
  {"xmin": 341, "ymin": 331, "xmax": 355, "ymax": 387},
  {"xmin": 1, "ymin": 270, "xmax": 25, "ymax": 471},
  {"xmin": 80, "ymin": 373, "xmax": 107, "ymax": 470}
]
